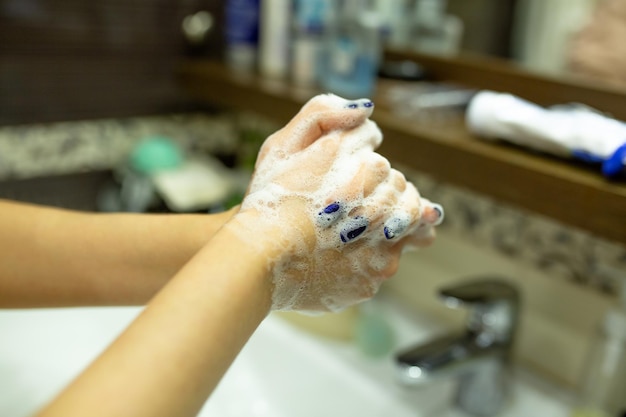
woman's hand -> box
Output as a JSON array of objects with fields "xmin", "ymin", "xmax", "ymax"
[{"xmin": 228, "ymin": 94, "xmax": 443, "ymax": 312}]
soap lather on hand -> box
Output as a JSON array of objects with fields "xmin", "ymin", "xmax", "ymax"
[{"xmin": 229, "ymin": 93, "xmax": 444, "ymax": 313}]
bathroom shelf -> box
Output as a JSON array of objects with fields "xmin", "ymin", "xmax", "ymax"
[{"xmin": 178, "ymin": 59, "xmax": 626, "ymax": 245}]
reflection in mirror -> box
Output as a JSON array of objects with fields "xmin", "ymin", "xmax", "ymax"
[
  {"xmin": 388, "ymin": 0, "xmax": 625, "ymax": 91},
  {"xmin": 512, "ymin": 0, "xmax": 626, "ymax": 89}
]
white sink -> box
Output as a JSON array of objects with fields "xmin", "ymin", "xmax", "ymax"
[
  {"xmin": 201, "ymin": 306, "xmax": 453, "ymax": 417},
  {"xmin": 0, "ymin": 298, "xmax": 572, "ymax": 417}
]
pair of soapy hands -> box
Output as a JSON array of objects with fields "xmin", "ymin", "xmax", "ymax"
[{"xmin": 230, "ymin": 94, "xmax": 443, "ymax": 312}]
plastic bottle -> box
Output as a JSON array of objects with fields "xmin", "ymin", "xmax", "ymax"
[
  {"xmin": 291, "ymin": 0, "xmax": 329, "ymax": 87},
  {"xmin": 571, "ymin": 280, "xmax": 626, "ymax": 417},
  {"xmin": 224, "ymin": 0, "xmax": 260, "ymax": 74},
  {"xmin": 259, "ymin": 0, "xmax": 291, "ymax": 79},
  {"xmin": 354, "ymin": 299, "xmax": 395, "ymax": 358}
]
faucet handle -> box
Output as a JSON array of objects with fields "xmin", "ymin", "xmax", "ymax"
[{"xmin": 439, "ymin": 278, "xmax": 520, "ymax": 344}]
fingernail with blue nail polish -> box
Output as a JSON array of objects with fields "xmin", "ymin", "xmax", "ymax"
[
  {"xmin": 363, "ymin": 101, "xmax": 374, "ymax": 108},
  {"xmin": 317, "ymin": 202, "xmax": 343, "ymax": 227},
  {"xmin": 323, "ymin": 202, "xmax": 340, "ymax": 214},
  {"xmin": 340, "ymin": 217, "xmax": 369, "ymax": 243},
  {"xmin": 346, "ymin": 102, "xmax": 359, "ymax": 109},
  {"xmin": 383, "ymin": 215, "xmax": 410, "ymax": 239}
]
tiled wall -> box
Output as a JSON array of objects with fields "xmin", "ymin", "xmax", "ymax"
[
  {"xmin": 401, "ymin": 166, "xmax": 626, "ymax": 298},
  {"xmin": 0, "ymin": 113, "xmax": 237, "ymax": 180},
  {"xmin": 1, "ymin": 111, "xmax": 624, "ymax": 388},
  {"xmin": 0, "ymin": 0, "xmax": 225, "ymax": 125}
]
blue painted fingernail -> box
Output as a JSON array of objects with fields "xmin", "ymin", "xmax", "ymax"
[
  {"xmin": 317, "ymin": 202, "xmax": 343, "ymax": 227},
  {"xmin": 323, "ymin": 202, "xmax": 340, "ymax": 214},
  {"xmin": 345, "ymin": 102, "xmax": 359, "ymax": 109},
  {"xmin": 340, "ymin": 217, "xmax": 369, "ymax": 243},
  {"xmin": 363, "ymin": 101, "xmax": 374, "ymax": 108},
  {"xmin": 383, "ymin": 215, "xmax": 410, "ymax": 239}
]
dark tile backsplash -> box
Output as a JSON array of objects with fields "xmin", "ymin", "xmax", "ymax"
[{"xmin": 0, "ymin": 0, "xmax": 225, "ymax": 125}]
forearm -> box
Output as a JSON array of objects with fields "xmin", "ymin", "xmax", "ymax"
[
  {"xmin": 37, "ymin": 218, "xmax": 272, "ymax": 417},
  {"xmin": 0, "ymin": 200, "xmax": 234, "ymax": 307}
]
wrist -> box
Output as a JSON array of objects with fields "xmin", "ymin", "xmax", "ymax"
[
  {"xmin": 230, "ymin": 198, "xmax": 315, "ymax": 258},
  {"xmin": 193, "ymin": 216, "xmax": 275, "ymax": 315}
]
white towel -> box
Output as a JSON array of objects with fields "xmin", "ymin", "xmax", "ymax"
[{"xmin": 466, "ymin": 90, "xmax": 626, "ymax": 177}]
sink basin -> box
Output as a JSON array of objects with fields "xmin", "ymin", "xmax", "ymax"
[
  {"xmin": 0, "ymin": 298, "xmax": 572, "ymax": 417},
  {"xmin": 200, "ymin": 307, "xmax": 452, "ymax": 417}
]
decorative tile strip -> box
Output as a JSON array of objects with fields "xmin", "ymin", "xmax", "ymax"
[
  {"xmin": 399, "ymin": 163, "xmax": 625, "ymax": 297},
  {"xmin": 0, "ymin": 113, "xmax": 238, "ymax": 180}
]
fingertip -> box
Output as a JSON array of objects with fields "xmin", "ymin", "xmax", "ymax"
[
  {"xmin": 383, "ymin": 213, "xmax": 411, "ymax": 240},
  {"xmin": 421, "ymin": 202, "xmax": 444, "ymax": 226},
  {"xmin": 339, "ymin": 216, "xmax": 369, "ymax": 243},
  {"xmin": 320, "ymin": 95, "xmax": 374, "ymax": 132},
  {"xmin": 319, "ymin": 108, "xmax": 369, "ymax": 133},
  {"xmin": 343, "ymin": 98, "xmax": 374, "ymax": 112},
  {"xmin": 280, "ymin": 94, "xmax": 373, "ymax": 154}
]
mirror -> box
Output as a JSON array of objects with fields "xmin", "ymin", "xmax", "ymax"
[{"xmin": 389, "ymin": 0, "xmax": 626, "ymax": 93}]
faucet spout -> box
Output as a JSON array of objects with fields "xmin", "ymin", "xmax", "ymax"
[
  {"xmin": 396, "ymin": 332, "xmax": 512, "ymax": 417},
  {"xmin": 394, "ymin": 278, "xmax": 520, "ymax": 417},
  {"xmin": 396, "ymin": 333, "xmax": 509, "ymax": 385}
]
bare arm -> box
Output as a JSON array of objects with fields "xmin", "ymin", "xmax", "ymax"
[
  {"xmin": 0, "ymin": 199, "xmax": 235, "ymax": 307},
  {"xmin": 36, "ymin": 213, "xmax": 273, "ymax": 417}
]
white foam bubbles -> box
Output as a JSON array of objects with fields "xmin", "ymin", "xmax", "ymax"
[{"xmin": 230, "ymin": 93, "xmax": 436, "ymax": 312}]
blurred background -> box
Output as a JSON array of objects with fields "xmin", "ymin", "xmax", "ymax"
[
  {"xmin": 0, "ymin": 2, "xmax": 625, "ymax": 416},
  {"xmin": 0, "ymin": 0, "xmax": 621, "ymax": 126}
]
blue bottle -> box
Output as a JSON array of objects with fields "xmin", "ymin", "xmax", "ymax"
[{"xmin": 225, "ymin": 0, "xmax": 260, "ymax": 73}]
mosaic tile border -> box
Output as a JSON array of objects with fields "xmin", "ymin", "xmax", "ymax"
[
  {"xmin": 399, "ymin": 164, "xmax": 626, "ymax": 296},
  {"xmin": 0, "ymin": 112, "xmax": 624, "ymax": 297},
  {"xmin": 0, "ymin": 113, "xmax": 238, "ymax": 180}
]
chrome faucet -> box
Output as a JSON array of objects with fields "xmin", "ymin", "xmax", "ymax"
[{"xmin": 395, "ymin": 278, "xmax": 520, "ymax": 417}]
